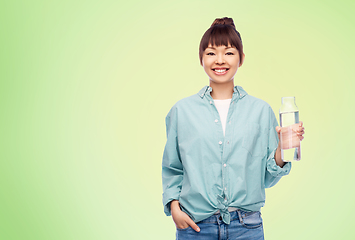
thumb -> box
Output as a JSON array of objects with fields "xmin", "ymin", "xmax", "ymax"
[
  {"xmin": 275, "ymin": 126, "xmax": 281, "ymax": 133},
  {"xmin": 187, "ymin": 218, "xmax": 200, "ymax": 232}
]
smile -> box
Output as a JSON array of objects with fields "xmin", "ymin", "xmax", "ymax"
[{"xmin": 212, "ymin": 68, "xmax": 229, "ymax": 75}]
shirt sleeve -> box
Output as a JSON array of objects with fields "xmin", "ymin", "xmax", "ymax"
[
  {"xmin": 264, "ymin": 108, "xmax": 292, "ymax": 188},
  {"xmin": 162, "ymin": 106, "xmax": 183, "ymax": 216}
]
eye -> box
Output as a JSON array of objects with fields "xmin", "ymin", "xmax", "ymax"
[
  {"xmin": 226, "ymin": 52, "xmax": 234, "ymax": 55},
  {"xmin": 206, "ymin": 52, "xmax": 215, "ymax": 56}
]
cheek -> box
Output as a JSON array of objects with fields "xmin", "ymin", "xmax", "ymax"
[
  {"xmin": 202, "ymin": 60, "xmax": 211, "ymax": 70},
  {"xmin": 205, "ymin": 57, "xmax": 216, "ymax": 66},
  {"xmin": 230, "ymin": 59, "xmax": 240, "ymax": 68},
  {"xmin": 203, "ymin": 65, "xmax": 212, "ymax": 75}
]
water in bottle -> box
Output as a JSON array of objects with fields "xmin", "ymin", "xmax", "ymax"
[{"xmin": 279, "ymin": 97, "xmax": 301, "ymax": 161}]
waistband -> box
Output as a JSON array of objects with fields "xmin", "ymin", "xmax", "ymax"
[{"xmin": 214, "ymin": 207, "xmax": 238, "ymax": 215}]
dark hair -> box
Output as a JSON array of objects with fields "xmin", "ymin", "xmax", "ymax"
[{"xmin": 199, "ymin": 17, "xmax": 243, "ymax": 65}]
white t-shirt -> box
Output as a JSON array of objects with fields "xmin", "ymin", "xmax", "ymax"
[{"xmin": 213, "ymin": 98, "xmax": 232, "ymax": 136}]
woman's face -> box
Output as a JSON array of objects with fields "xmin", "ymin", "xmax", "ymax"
[{"xmin": 201, "ymin": 44, "xmax": 244, "ymax": 84}]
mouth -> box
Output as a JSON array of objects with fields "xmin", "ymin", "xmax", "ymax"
[{"xmin": 212, "ymin": 68, "xmax": 229, "ymax": 75}]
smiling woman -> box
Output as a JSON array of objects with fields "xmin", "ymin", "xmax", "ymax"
[
  {"xmin": 199, "ymin": 19, "xmax": 245, "ymax": 100},
  {"xmin": 161, "ymin": 17, "xmax": 305, "ymax": 240}
]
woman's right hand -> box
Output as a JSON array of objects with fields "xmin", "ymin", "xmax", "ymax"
[{"xmin": 170, "ymin": 200, "xmax": 200, "ymax": 232}]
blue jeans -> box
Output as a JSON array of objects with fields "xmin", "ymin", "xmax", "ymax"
[{"xmin": 176, "ymin": 209, "xmax": 264, "ymax": 240}]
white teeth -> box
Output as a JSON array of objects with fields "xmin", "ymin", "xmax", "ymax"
[{"xmin": 214, "ymin": 69, "xmax": 226, "ymax": 73}]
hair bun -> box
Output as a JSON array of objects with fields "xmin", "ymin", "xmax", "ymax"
[{"xmin": 211, "ymin": 17, "xmax": 236, "ymax": 29}]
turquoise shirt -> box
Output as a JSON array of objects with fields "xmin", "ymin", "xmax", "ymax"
[{"xmin": 162, "ymin": 85, "xmax": 291, "ymax": 224}]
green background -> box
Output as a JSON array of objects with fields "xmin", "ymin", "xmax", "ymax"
[{"xmin": 1, "ymin": 0, "xmax": 354, "ymax": 239}]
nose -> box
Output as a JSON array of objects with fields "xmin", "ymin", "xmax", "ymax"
[{"xmin": 215, "ymin": 54, "xmax": 225, "ymax": 64}]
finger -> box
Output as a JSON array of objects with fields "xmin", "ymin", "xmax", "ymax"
[
  {"xmin": 187, "ymin": 219, "xmax": 200, "ymax": 232},
  {"xmin": 176, "ymin": 223, "xmax": 190, "ymax": 230},
  {"xmin": 299, "ymin": 121, "xmax": 303, "ymax": 127},
  {"xmin": 294, "ymin": 127, "xmax": 304, "ymax": 133},
  {"xmin": 297, "ymin": 133, "xmax": 304, "ymax": 140},
  {"xmin": 297, "ymin": 130, "xmax": 305, "ymax": 135}
]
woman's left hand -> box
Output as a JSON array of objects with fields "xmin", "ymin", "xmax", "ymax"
[
  {"xmin": 275, "ymin": 121, "xmax": 305, "ymax": 142},
  {"xmin": 274, "ymin": 121, "xmax": 305, "ymax": 167}
]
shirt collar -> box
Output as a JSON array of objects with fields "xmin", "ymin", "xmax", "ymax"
[{"xmin": 198, "ymin": 85, "xmax": 248, "ymax": 100}]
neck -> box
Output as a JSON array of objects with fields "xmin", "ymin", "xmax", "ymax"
[{"xmin": 209, "ymin": 80, "xmax": 234, "ymax": 99}]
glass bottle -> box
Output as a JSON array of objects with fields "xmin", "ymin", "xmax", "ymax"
[{"xmin": 279, "ymin": 97, "xmax": 301, "ymax": 162}]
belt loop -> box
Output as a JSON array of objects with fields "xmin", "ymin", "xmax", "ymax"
[{"xmin": 236, "ymin": 209, "xmax": 244, "ymax": 224}]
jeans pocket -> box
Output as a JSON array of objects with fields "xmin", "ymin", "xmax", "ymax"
[
  {"xmin": 240, "ymin": 211, "xmax": 263, "ymax": 229},
  {"xmin": 176, "ymin": 226, "xmax": 191, "ymax": 231}
]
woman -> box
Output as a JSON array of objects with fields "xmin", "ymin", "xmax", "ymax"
[{"xmin": 162, "ymin": 17, "xmax": 304, "ymax": 240}]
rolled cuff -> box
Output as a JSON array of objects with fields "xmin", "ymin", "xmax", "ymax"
[
  {"xmin": 162, "ymin": 189, "xmax": 180, "ymax": 216},
  {"xmin": 266, "ymin": 148, "xmax": 292, "ymax": 177}
]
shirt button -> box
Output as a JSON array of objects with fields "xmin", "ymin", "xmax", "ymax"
[
  {"xmin": 227, "ymin": 141, "xmax": 229, "ymax": 144},
  {"xmin": 224, "ymin": 164, "xmax": 227, "ymax": 167},
  {"xmin": 215, "ymin": 119, "xmax": 218, "ymax": 123},
  {"xmin": 225, "ymin": 187, "xmax": 227, "ymax": 191},
  {"xmin": 219, "ymin": 141, "xmax": 222, "ymax": 145},
  {"xmin": 210, "ymin": 101, "xmax": 212, "ymax": 104}
]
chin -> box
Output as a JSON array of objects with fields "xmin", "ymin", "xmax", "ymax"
[
  {"xmin": 209, "ymin": 77, "xmax": 234, "ymax": 84},
  {"xmin": 210, "ymin": 81, "xmax": 234, "ymax": 85}
]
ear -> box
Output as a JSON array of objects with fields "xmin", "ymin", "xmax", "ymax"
[{"xmin": 239, "ymin": 53, "xmax": 245, "ymax": 67}]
